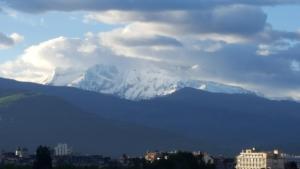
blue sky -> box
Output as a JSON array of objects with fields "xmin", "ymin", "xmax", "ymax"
[
  {"xmin": 0, "ymin": 10, "xmax": 116, "ymax": 62},
  {"xmin": 0, "ymin": 0, "xmax": 300, "ymax": 100},
  {"xmin": 264, "ymin": 5, "xmax": 300, "ymax": 31}
]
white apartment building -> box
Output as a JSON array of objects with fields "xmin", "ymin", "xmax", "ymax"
[
  {"xmin": 54, "ymin": 143, "xmax": 72, "ymax": 156},
  {"xmin": 236, "ymin": 148, "xmax": 284, "ymax": 169},
  {"xmin": 15, "ymin": 147, "xmax": 28, "ymax": 158}
]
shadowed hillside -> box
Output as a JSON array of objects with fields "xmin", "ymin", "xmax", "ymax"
[
  {"xmin": 0, "ymin": 91, "xmax": 200, "ymax": 156},
  {"xmin": 0, "ymin": 78, "xmax": 300, "ymax": 155}
]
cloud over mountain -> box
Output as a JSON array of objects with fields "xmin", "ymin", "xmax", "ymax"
[
  {"xmin": 0, "ymin": 33, "xmax": 118, "ymax": 83},
  {"xmin": 0, "ymin": 0, "xmax": 300, "ymax": 100}
]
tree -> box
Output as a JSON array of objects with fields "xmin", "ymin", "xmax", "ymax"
[
  {"xmin": 285, "ymin": 162, "xmax": 298, "ymax": 169},
  {"xmin": 33, "ymin": 146, "xmax": 52, "ymax": 169},
  {"xmin": 145, "ymin": 151, "xmax": 216, "ymax": 169}
]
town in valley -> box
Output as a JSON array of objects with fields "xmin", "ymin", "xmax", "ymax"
[{"xmin": 0, "ymin": 144, "xmax": 299, "ymax": 169}]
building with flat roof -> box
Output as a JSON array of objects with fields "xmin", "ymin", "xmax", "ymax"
[
  {"xmin": 54, "ymin": 143, "xmax": 72, "ymax": 156},
  {"xmin": 236, "ymin": 148, "xmax": 284, "ymax": 169},
  {"xmin": 15, "ymin": 147, "xmax": 28, "ymax": 158}
]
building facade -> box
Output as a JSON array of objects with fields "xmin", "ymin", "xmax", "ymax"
[
  {"xmin": 236, "ymin": 148, "xmax": 284, "ymax": 169},
  {"xmin": 15, "ymin": 147, "xmax": 28, "ymax": 158},
  {"xmin": 54, "ymin": 143, "xmax": 72, "ymax": 156}
]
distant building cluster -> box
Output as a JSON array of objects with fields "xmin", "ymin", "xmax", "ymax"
[
  {"xmin": 144, "ymin": 151, "xmax": 172, "ymax": 162},
  {"xmin": 143, "ymin": 150, "xmax": 234, "ymax": 169},
  {"xmin": 0, "ymin": 147, "xmax": 35, "ymax": 166},
  {"xmin": 144, "ymin": 150, "xmax": 215, "ymax": 164},
  {"xmin": 0, "ymin": 143, "xmax": 112, "ymax": 168},
  {"xmin": 0, "ymin": 145, "xmax": 299, "ymax": 169},
  {"xmin": 236, "ymin": 148, "xmax": 300, "ymax": 169},
  {"xmin": 15, "ymin": 147, "xmax": 29, "ymax": 158}
]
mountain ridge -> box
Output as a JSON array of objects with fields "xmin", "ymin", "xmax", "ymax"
[
  {"xmin": 0, "ymin": 90, "xmax": 202, "ymax": 156},
  {"xmin": 47, "ymin": 64, "xmax": 254, "ymax": 100},
  {"xmin": 0, "ymin": 77, "xmax": 299, "ymax": 155}
]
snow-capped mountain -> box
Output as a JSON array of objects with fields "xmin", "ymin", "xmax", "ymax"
[{"xmin": 47, "ymin": 64, "xmax": 253, "ymax": 100}]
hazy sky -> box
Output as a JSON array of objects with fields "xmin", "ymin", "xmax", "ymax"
[{"xmin": 0, "ymin": 0, "xmax": 300, "ymax": 99}]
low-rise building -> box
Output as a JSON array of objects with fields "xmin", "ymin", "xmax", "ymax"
[
  {"xmin": 0, "ymin": 151, "xmax": 35, "ymax": 166},
  {"xmin": 236, "ymin": 148, "xmax": 284, "ymax": 169},
  {"xmin": 15, "ymin": 147, "xmax": 29, "ymax": 158},
  {"xmin": 145, "ymin": 150, "xmax": 185, "ymax": 163},
  {"xmin": 145, "ymin": 151, "xmax": 168, "ymax": 162},
  {"xmin": 54, "ymin": 143, "xmax": 72, "ymax": 156}
]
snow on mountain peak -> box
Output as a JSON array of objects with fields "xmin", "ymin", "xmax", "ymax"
[{"xmin": 48, "ymin": 64, "xmax": 252, "ymax": 100}]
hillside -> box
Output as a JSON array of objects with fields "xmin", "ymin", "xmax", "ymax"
[
  {"xmin": 0, "ymin": 91, "xmax": 200, "ymax": 156},
  {"xmin": 0, "ymin": 78, "xmax": 300, "ymax": 155}
]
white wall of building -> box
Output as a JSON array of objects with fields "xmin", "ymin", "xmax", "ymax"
[
  {"xmin": 54, "ymin": 143, "xmax": 72, "ymax": 156},
  {"xmin": 236, "ymin": 148, "xmax": 284, "ymax": 169}
]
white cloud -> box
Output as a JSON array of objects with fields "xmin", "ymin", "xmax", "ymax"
[
  {"xmin": 290, "ymin": 60, "xmax": 300, "ymax": 72},
  {"xmin": 257, "ymin": 44, "xmax": 273, "ymax": 56},
  {"xmin": 86, "ymin": 5, "xmax": 299, "ymax": 62},
  {"xmin": 99, "ymin": 22, "xmax": 187, "ymax": 61},
  {"xmin": 10, "ymin": 33, "xmax": 24, "ymax": 43},
  {"xmin": 84, "ymin": 10, "xmax": 139, "ymax": 24},
  {"xmin": 191, "ymin": 64, "xmax": 199, "ymax": 70},
  {"xmin": 0, "ymin": 32, "xmax": 24, "ymax": 49},
  {"xmin": 256, "ymin": 40, "xmax": 297, "ymax": 56},
  {"xmin": 86, "ymin": 5, "xmax": 267, "ymax": 36},
  {"xmin": 0, "ymin": 35, "xmax": 113, "ymax": 83}
]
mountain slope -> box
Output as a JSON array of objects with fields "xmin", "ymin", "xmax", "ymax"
[
  {"xmin": 0, "ymin": 78, "xmax": 299, "ymax": 155},
  {"xmin": 0, "ymin": 91, "xmax": 201, "ymax": 156},
  {"xmin": 134, "ymin": 88, "xmax": 300, "ymax": 153}
]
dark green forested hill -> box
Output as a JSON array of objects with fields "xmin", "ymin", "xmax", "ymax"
[
  {"xmin": 0, "ymin": 91, "xmax": 200, "ymax": 156},
  {"xmin": 0, "ymin": 78, "xmax": 300, "ymax": 155}
]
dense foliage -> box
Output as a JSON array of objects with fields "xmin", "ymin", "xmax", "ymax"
[
  {"xmin": 33, "ymin": 146, "xmax": 53, "ymax": 169},
  {"xmin": 0, "ymin": 152, "xmax": 216, "ymax": 169}
]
